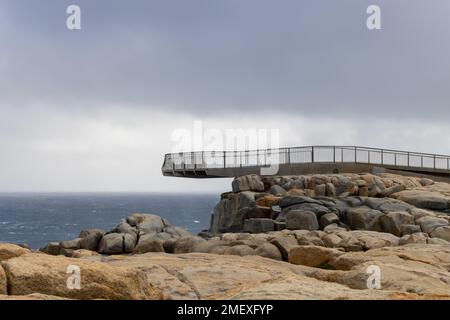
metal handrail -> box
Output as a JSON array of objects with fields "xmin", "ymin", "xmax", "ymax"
[{"xmin": 162, "ymin": 146, "xmax": 450, "ymax": 172}]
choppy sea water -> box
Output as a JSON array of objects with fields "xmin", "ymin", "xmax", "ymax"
[{"xmin": 0, "ymin": 193, "xmax": 219, "ymax": 249}]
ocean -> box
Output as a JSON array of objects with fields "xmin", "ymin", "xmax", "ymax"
[{"xmin": 0, "ymin": 193, "xmax": 220, "ymax": 249}]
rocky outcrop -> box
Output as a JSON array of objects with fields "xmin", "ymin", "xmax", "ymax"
[
  {"xmin": 232, "ymin": 174, "xmax": 265, "ymax": 193},
  {"xmin": 208, "ymin": 173, "xmax": 450, "ymax": 244},
  {"xmin": 0, "ymin": 265, "xmax": 6, "ymax": 295},
  {"xmin": 2, "ymin": 253, "xmax": 162, "ymax": 299},
  {"xmin": 0, "ymin": 243, "xmax": 31, "ymax": 262},
  {"xmin": 323, "ymin": 244, "xmax": 450, "ymax": 296},
  {"xmin": 39, "ymin": 213, "xmax": 194, "ymax": 257},
  {"xmin": 1, "ymin": 245, "xmax": 450, "ymax": 300}
]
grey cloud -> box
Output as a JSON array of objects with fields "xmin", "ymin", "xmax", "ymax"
[{"xmin": 1, "ymin": 1, "xmax": 450, "ymax": 121}]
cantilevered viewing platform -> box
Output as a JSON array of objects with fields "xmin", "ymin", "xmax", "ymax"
[{"xmin": 162, "ymin": 146, "xmax": 450, "ymax": 181}]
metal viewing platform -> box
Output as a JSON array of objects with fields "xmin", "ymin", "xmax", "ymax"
[{"xmin": 162, "ymin": 146, "xmax": 450, "ymax": 181}]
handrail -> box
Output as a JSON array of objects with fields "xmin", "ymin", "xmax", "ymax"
[{"xmin": 162, "ymin": 146, "xmax": 450, "ymax": 172}]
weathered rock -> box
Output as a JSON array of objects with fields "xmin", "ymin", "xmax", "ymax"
[
  {"xmin": 224, "ymin": 245, "xmax": 256, "ymax": 256},
  {"xmin": 269, "ymin": 235, "xmax": 298, "ymax": 261},
  {"xmin": 39, "ymin": 242, "xmax": 61, "ymax": 256},
  {"xmin": 349, "ymin": 230, "xmax": 399, "ymax": 250},
  {"xmin": 400, "ymin": 224, "xmax": 422, "ymax": 236},
  {"xmin": 163, "ymin": 226, "xmax": 193, "ymax": 238},
  {"xmin": 0, "ymin": 265, "xmax": 6, "ymax": 295},
  {"xmin": 285, "ymin": 210, "xmax": 319, "ymax": 230},
  {"xmin": 358, "ymin": 186, "xmax": 369, "ymax": 197},
  {"xmin": 59, "ymin": 238, "xmax": 82, "ymax": 251},
  {"xmin": 381, "ymin": 184, "xmax": 406, "ymax": 197},
  {"xmin": 416, "ymin": 216, "xmax": 449, "ymax": 234},
  {"xmin": 399, "ymin": 233, "xmax": 428, "ymax": 245},
  {"xmin": 127, "ymin": 213, "xmax": 168, "ymax": 234},
  {"xmin": 123, "ymin": 233, "xmax": 137, "ymax": 253},
  {"xmin": 295, "ymin": 231, "xmax": 325, "ymax": 247},
  {"xmin": 279, "ymin": 196, "xmax": 323, "ymax": 208},
  {"xmin": 79, "ymin": 229, "xmax": 105, "ymax": 239},
  {"xmin": 430, "ymin": 226, "xmax": 450, "ymax": 242},
  {"xmin": 240, "ymin": 206, "xmax": 272, "ymax": 220},
  {"xmin": 0, "ymin": 293, "xmax": 69, "ymax": 300},
  {"xmin": 232, "ymin": 175, "xmax": 265, "ymax": 193},
  {"xmin": 323, "ymin": 223, "xmax": 348, "ymax": 233},
  {"xmin": 79, "ymin": 230, "xmax": 104, "ymax": 251},
  {"xmin": 325, "ymin": 183, "xmax": 336, "ymax": 197},
  {"xmin": 391, "ymin": 190, "xmax": 448, "ymax": 211},
  {"xmin": 2, "ymin": 253, "xmax": 161, "ymax": 299},
  {"xmin": 256, "ymin": 194, "xmax": 281, "ymax": 207},
  {"xmin": 243, "ymin": 218, "xmax": 274, "ymax": 233},
  {"xmin": 59, "ymin": 248, "xmax": 75, "ymax": 257},
  {"xmin": 209, "ymin": 196, "xmax": 245, "ymax": 234},
  {"xmin": 191, "ymin": 239, "xmax": 230, "ymax": 254},
  {"xmin": 162, "ymin": 239, "xmax": 177, "ymax": 254},
  {"xmin": 322, "ymin": 233, "xmax": 345, "ymax": 249},
  {"xmin": 112, "ymin": 221, "xmax": 138, "ymax": 236},
  {"xmin": 98, "ymin": 233, "xmax": 125, "ymax": 254},
  {"xmin": 269, "ymin": 185, "xmax": 287, "ymax": 196},
  {"xmin": 379, "ymin": 211, "xmax": 415, "ymax": 236},
  {"xmin": 171, "ymin": 236, "xmax": 205, "ymax": 254},
  {"xmin": 254, "ymin": 243, "xmax": 283, "ymax": 261},
  {"xmin": 427, "ymin": 237, "xmax": 450, "ymax": 245},
  {"xmin": 289, "ymin": 245, "xmax": 343, "ymax": 267},
  {"xmin": 346, "ymin": 207, "xmax": 382, "ymax": 231},
  {"xmin": 133, "ymin": 234, "xmax": 165, "ymax": 254},
  {"xmin": 327, "ymin": 245, "xmax": 450, "ymax": 296},
  {"xmin": 319, "ymin": 212, "xmax": 340, "ymax": 229},
  {"xmin": 321, "ymin": 230, "xmax": 363, "ymax": 252},
  {"xmin": 314, "ymin": 184, "xmax": 327, "ymax": 197},
  {"xmin": 0, "ymin": 243, "xmax": 31, "ymax": 261},
  {"xmin": 273, "ymin": 221, "xmax": 286, "ymax": 231},
  {"xmin": 71, "ymin": 249, "xmax": 101, "ymax": 258},
  {"xmin": 363, "ymin": 197, "xmax": 412, "ymax": 213}
]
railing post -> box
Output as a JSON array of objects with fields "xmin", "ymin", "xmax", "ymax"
[
  {"xmin": 368, "ymin": 150, "xmax": 370, "ymax": 164},
  {"xmin": 354, "ymin": 147, "xmax": 357, "ymax": 163},
  {"xmin": 434, "ymin": 155, "xmax": 436, "ymax": 169},
  {"xmin": 287, "ymin": 148, "xmax": 290, "ymax": 165},
  {"xmin": 407, "ymin": 152, "xmax": 410, "ymax": 167},
  {"xmin": 223, "ymin": 151, "xmax": 226, "ymax": 168},
  {"xmin": 381, "ymin": 149, "xmax": 384, "ymax": 165},
  {"xmin": 395, "ymin": 153, "xmax": 397, "ymax": 166},
  {"xmin": 421, "ymin": 156, "xmax": 423, "ymax": 168},
  {"xmin": 311, "ymin": 146, "xmax": 315, "ymax": 162},
  {"xmin": 333, "ymin": 146, "xmax": 336, "ymax": 163}
]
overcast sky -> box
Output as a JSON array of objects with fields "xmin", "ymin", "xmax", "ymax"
[{"xmin": 1, "ymin": 0, "xmax": 450, "ymax": 192}]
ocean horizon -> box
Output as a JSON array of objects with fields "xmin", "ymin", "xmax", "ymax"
[{"xmin": 0, "ymin": 192, "xmax": 220, "ymax": 249}]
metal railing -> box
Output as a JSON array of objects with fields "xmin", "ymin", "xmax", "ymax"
[{"xmin": 162, "ymin": 146, "xmax": 450, "ymax": 172}]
